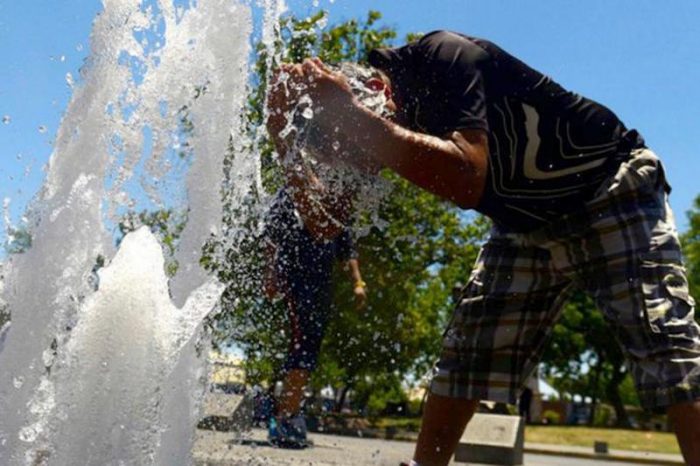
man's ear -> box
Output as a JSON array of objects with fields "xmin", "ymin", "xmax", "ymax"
[{"xmin": 365, "ymin": 77, "xmax": 393, "ymax": 101}]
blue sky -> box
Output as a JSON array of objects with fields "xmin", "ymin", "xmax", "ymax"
[{"xmin": 1, "ymin": 0, "xmax": 699, "ymax": 235}]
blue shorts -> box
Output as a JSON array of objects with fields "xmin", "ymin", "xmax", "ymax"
[{"xmin": 283, "ymin": 282, "xmax": 333, "ymax": 372}]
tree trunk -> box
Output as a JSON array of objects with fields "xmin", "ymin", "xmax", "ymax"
[
  {"xmin": 336, "ymin": 384, "xmax": 351, "ymax": 413},
  {"xmin": 588, "ymin": 358, "xmax": 603, "ymax": 426},
  {"xmin": 606, "ymin": 362, "xmax": 631, "ymax": 428},
  {"xmin": 588, "ymin": 396, "xmax": 598, "ymax": 426}
]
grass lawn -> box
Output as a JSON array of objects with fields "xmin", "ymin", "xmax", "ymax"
[
  {"xmin": 373, "ymin": 417, "xmax": 680, "ymax": 455},
  {"xmin": 524, "ymin": 426, "xmax": 680, "ymax": 454}
]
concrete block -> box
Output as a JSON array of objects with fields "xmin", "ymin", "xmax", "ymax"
[
  {"xmin": 230, "ymin": 394, "xmax": 254, "ymax": 431},
  {"xmin": 454, "ymin": 413, "xmax": 524, "ymax": 465},
  {"xmin": 200, "ymin": 392, "xmax": 253, "ymax": 431},
  {"xmin": 594, "ymin": 441, "xmax": 609, "ymax": 454}
]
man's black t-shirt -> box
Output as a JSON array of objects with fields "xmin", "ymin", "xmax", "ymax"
[{"xmin": 369, "ymin": 30, "xmax": 645, "ymax": 232}]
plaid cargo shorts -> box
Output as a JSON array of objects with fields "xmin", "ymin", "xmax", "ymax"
[{"xmin": 431, "ymin": 148, "xmax": 700, "ymax": 410}]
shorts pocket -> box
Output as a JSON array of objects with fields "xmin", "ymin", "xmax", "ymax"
[
  {"xmin": 639, "ymin": 260, "xmax": 696, "ymax": 335},
  {"xmin": 625, "ymin": 150, "xmax": 661, "ymax": 189}
]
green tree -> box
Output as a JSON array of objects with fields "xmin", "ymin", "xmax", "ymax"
[
  {"xmin": 316, "ymin": 177, "xmax": 487, "ymax": 410},
  {"xmin": 118, "ymin": 209, "xmax": 187, "ymax": 277},
  {"xmin": 0, "ymin": 265, "xmax": 7, "ymax": 330},
  {"xmin": 682, "ymin": 194, "xmax": 700, "ymax": 306},
  {"xmin": 204, "ymin": 10, "xmax": 488, "ymax": 410},
  {"xmin": 1, "ymin": 226, "xmax": 34, "ymax": 329},
  {"xmin": 4, "ymin": 226, "xmax": 32, "ymax": 255},
  {"xmin": 542, "ymin": 292, "xmax": 638, "ymax": 427}
]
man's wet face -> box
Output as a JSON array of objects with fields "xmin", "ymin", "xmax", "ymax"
[{"xmin": 363, "ymin": 76, "xmax": 401, "ymax": 122}]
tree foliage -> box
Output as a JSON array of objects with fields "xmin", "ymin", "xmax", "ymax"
[
  {"xmin": 117, "ymin": 209, "xmax": 187, "ymax": 277},
  {"xmin": 541, "ymin": 292, "xmax": 637, "ymax": 426},
  {"xmin": 682, "ymin": 194, "xmax": 700, "ymax": 306}
]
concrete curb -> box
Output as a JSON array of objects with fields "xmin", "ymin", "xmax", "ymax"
[
  {"xmin": 309, "ymin": 426, "xmax": 685, "ymax": 465},
  {"xmin": 524, "ymin": 443, "xmax": 685, "ymax": 466}
]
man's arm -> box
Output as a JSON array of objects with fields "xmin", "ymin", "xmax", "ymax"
[
  {"xmin": 266, "ymin": 67, "xmax": 354, "ymax": 240},
  {"xmin": 346, "ymin": 258, "xmax": 367, "ymax": 309},
  {"xmin": 294, "ymin": 59, "xmax": 489, "ymax": 209},
  {"xmin": 263, "ymin": 240, "xmax": 279, "ymax": 300}
]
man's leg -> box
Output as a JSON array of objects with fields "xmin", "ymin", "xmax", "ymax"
[
  {"xmin": 277, "ymin": 289, "xmax": 330, "ymax": 419},
  {"xmin": 413, "ymin": 394, "xmax": 479, "ymax": 466},
  {"xmin": 668, "ymin": 401, "xmax": 700, "ymax": 466},
  {"xmin": 570, "ymin": 150, "xmax": 700, "ymax": 465},
  {"xmin": 415, "ymin": 232, "xmax": 571, "ymax": 465},
  {"xmin": 277, "ymin": 368, "xmax": 310, "ymax": 418}
]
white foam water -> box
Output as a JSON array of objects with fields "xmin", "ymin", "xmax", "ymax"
[
  {"xmin": 49, "ymin": 227, "xmax": 222, "ymax": 464},
  {"xmin": 0, "ymin": 0, "xmax": 263, "ymax": 464}
]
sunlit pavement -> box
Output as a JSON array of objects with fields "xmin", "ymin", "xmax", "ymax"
[{"xmin": 192, "ymin": 428, "xmax": 647, "ymax": 466}]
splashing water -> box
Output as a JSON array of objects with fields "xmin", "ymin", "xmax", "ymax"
[
  {"xmin": 0, "ymin": 0, "xmax": 277, "ymax": 463},
  {"xmin": 0, "ymin": 0, "xmax": 395, "ymax": 463}
]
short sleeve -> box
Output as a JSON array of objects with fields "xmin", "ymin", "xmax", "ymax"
[
  {"xmin": 334, "ymin": 229, "xmax": 357, "ymax": 262},
  {"xmin": 411, "ymin": 31, "xmax": 490, "ymax": 135}
]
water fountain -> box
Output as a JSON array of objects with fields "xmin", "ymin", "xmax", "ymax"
[{"xmin": 0, "ymin": 0, "xmax": 274, "ymax": 463}]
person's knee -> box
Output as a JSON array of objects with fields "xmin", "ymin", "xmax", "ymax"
[{"xmin": 667, "ymin": 399, "xmax": 700, "ymax": 421}]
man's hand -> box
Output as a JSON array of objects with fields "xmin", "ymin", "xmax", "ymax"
[
  {"xmin": 266, "ymin": 68, "xmax": 294, "ymax": 152},
  {"xmin": 273, "ymin": 59, "xmax": 355, "ymax": 125},
  {"xmin": 353, "ymin": 284, "xmax": 367, "ymax": 310},
  {"xmin": 300, "ymin": 58, "xmax": 355, "ymax": 110},
  {"xmin": 266, "ymin": 63, "xmax": 309, "ymax": 153},
  {"xmin": 264, "ymin": 276, "xmax": 278, "ymax": 300},
  {"xmin": 348, "ymin": 258, "xmax": 367, "ymax": 311},
  {"xmin": 266, "ymin": 59, "xmax": 354, "ymax": 157},
  {"xmin": 263, "ymin": 243, "xmax": 280, "ymax": 300}
]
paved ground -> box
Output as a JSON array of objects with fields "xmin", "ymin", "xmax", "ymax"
[{"xmin": 192, "ymin": 429, "xmax": 652, "ymax": 466}]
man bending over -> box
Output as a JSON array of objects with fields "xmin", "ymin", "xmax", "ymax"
[{"xmin": 268, "ymin": 31, "xmax": 700, "ymax": 465}]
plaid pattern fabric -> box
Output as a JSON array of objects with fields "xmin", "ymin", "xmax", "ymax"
[{"xmin": 431, "ymin": 149, "xmax": 700, "ymax": 410}]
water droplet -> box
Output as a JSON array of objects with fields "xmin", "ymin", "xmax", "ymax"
[
  {"xmin": 42, "ymin": 349, "xmax": 55, "ymax": 367},
  {"xmin": 38, "ymin": 126, "xmax": 47, "ymax": 134},
  {"xmin": 76, "ymin": 43, "xmax": 84, "ymax": 52},
  {"xmin": 1, "ymin": 115, "xmax": 12, "ymax": 125},
  {"xmin": 13, "ymin": 377, "xmax": 24, "ymax": 389},
  {"xmin": 301, "ymin": 107, "xmax": 314, "ymax": 119},
  {"xmin": 19, "ymin": 426, "xmax": 38, "ymax": 443},
  {"xmin": 66, "ymin": 72, "xmax": 75, "ymax": 88},
  {"xmin": 332, "ymin": 141, "xmax": 340, "ymax": 151}
]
